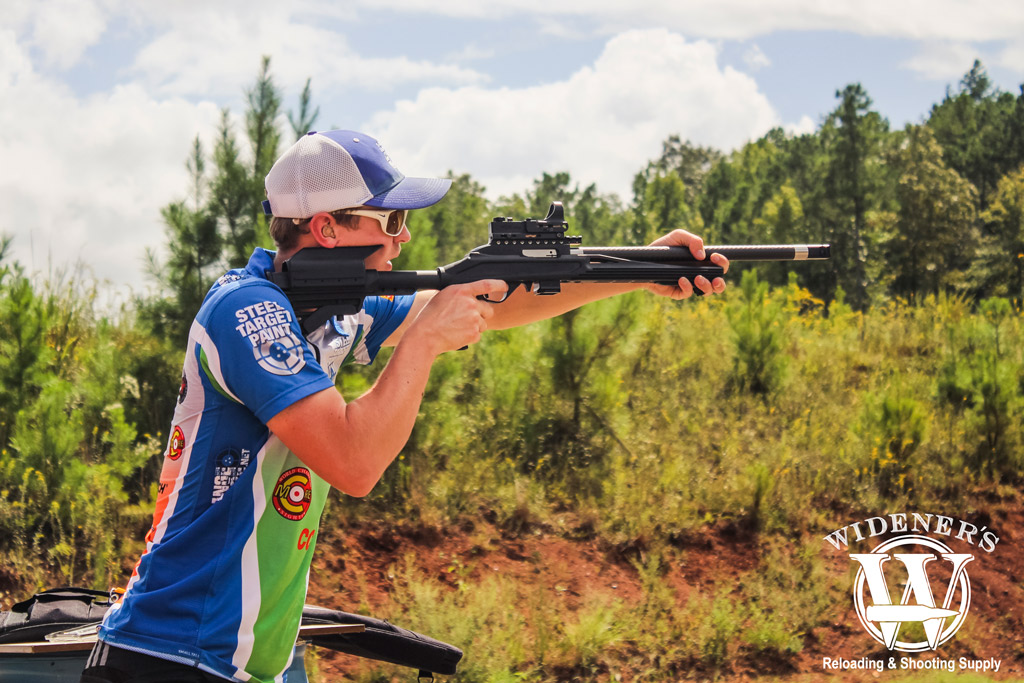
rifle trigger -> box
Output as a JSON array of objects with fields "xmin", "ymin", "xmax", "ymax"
[{"xmin": 477, "ymin": 282, "xmax": 519, "ymax": 304}]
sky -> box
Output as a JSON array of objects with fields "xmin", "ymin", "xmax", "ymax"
[{"xmin": 3, "ymin": 1, "xmax": 1024, "ymax": 295}]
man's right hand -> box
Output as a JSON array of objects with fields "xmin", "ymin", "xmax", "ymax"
[{"xmin": 404, "ymin": 279, "xmax": 508, "ymax": 356}]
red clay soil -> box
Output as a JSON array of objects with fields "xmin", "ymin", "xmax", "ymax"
[
  {"xmin": 306, "ymin": 504, "xmax": 1024, "ymax": 682},
  {"xmin": 0, "ymin": 505, "xmax": 1018, "ymax": 682}
]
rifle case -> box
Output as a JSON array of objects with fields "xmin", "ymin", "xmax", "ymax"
[{"xmin": 0, "ymin": 587, "xmax": 462, "ymax": 678}]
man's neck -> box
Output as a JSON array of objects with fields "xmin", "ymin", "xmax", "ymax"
[
  {"xmin": 274, "ymin": 233, "xmax": 323, "ymax": 272},
  {"xmin": 273, "ymin": 249, "xmax": 296, "ymax": 273}
]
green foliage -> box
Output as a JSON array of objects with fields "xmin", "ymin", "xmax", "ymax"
[
  {"xmin": 819, "ymin": 83, "xmax": 895, "ymax": 309},
  {"xmin": 634, "ymin": 134, "xmax": 722, "ymax": 211},
  {"xmin": 936, "ymin": 298, "xmax": 1023, "ymax": 481},
  {"xmin": 0, "ymin": 261, "xmax": 51, "ymax": 448},
  {"xmin": 752, "ymin": 183, "xmax": 804, "ymax": 242},
  {"xmin": 335, "ymin": 546, "xmax": 838, "ymax": 681},
  {"xmin": 682, "ymin": 587, "xmax": 744, "ymax": 672},
  {"xmin": 141, "ymin": 136, "xmax": 222, "ymax": 345},
  {"xmin": 400, "ymin": 172, "xmax": 492, "ymax": 267},
  {"xmin": 287, "ymin": 78, "xmax": 320, "ymax": 142},
  {"xmin": 726, "ymin": 269, "xmax": 787, "ymax": 396},
  {"xmin": 975, "ymin": 165, "xmax": 1024, "ymax": 302},
  {"xmin": 855, "ymin": 385, "xmax": 928, "ymax": 498},
  {"xmin": 640, "ymin": 172, "xmax": 703, "ymax": 243},
  {"xmin": 699, "ymin": 135, "xmax": 788, "ymax": 246},
  {"xmin": 885, "ymin": 125, "xmax": 978, "ymax": 301},
  {"xmin": 0, "ymin": 261, "xmax": 156, "ymax": 588},
  {"xmin": 928, "ymin": 60, "xmax": 1024, "ymax": 209},
  {"xmin": 742, "ymin": 540, "xmax": 836, "ymax": 657},
  {"xmin": 557, "ymin": 595, "xmax": 623, "ymax": 670}
]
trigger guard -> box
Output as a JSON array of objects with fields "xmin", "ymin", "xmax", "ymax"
[{"xmin": 478, "ymin": 282, "xmax": 522, "ymax": 304}]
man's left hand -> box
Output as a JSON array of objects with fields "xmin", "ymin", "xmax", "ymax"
[{"xmin": 645, "ymin": 229, "xmax": 728, "ymax": 300}]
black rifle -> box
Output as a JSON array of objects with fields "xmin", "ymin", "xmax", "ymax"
[{"xmin": 269, "ymin": 202, "xmax": 831, "ymax": 332}]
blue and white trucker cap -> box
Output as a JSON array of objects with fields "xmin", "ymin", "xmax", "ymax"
[{"xmin": 263, "ymin": 130, "xmax": 451, "ymax": 218}]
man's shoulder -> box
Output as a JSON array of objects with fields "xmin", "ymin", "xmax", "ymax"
[{"xmin": 199, "ymin": 273, "xmax": 293, "ymax": 328}]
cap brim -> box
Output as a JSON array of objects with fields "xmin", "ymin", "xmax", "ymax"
[{"xmin": 365, "ymin": 176, "xmax": 452, "ymax": 210}]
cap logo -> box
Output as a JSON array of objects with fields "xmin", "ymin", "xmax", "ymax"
[{"xmin": 374, "ymin": 140, "xmax": 395, "ymax": 168}]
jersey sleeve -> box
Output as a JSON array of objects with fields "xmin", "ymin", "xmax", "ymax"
[
  {"xmin": 359, "ymin": 294, "xmax": 416, "ymax": 364},
  {"xmin": 196, "ymin": 281, "xmax": 335, "ymax": 423}
]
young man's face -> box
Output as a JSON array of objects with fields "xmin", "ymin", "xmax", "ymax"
[{"xmin": 331, "ymin": 208, "xmax": 411, "ymax": 271}]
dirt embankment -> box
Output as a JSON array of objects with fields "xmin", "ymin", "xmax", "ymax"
[
  {"xmin": 307, "ymin": 505, "xmax": 1024, "ymax": 682},
  {"xmin": 0, "ymin": 507, "xmax": 1018, "ymax": 681}
]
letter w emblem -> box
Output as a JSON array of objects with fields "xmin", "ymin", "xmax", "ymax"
[{"xmin": 851, "ymin": 546, "xmax": 973, "ymax": 650}]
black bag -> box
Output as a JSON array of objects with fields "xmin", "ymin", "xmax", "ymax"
[
  {"xmin": 0, "ymin": 588, "xmax": 463, "ymax": 677},
  {"xmin": 301, "ymin": 605, "xmax": 463, "ymax": 676},
  {"xmin": 0, "ymin": 587, "xmax": 114, "ymax": 644}
]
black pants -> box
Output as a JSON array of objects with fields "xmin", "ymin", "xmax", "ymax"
[{"xmin": 80, "ymin": 640, "xmax": 231, "ymax": 683}]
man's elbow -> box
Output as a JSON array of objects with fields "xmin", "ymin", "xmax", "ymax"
[
  {"xmin": 326, "ymin": 454, "xmax": 380, "ymax": 498},
  {"xmin": 337, "ymin": 475, "xmax": 377, "ymax": 498}
]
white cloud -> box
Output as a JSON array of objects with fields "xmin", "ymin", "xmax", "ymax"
[
  {"xmin": 129, "ymin": 14, "xmax": 489, "ymax": 98},
  {"xmin": 0, "ymin": 30, "xmax": 222, "ymax": 291},
  {"xmin": 997, "ymin": 41, "xmax": 1024, "ymax": 76},
  {"xmin": 366, "ymin": 29, "xmax": 779, "ymax": 200},
  {"xmin": 902, "ymin": 41, "xmax": 983, "ymax": 81},
  {"xmin": 351, "ymin": 0, "xmax": 1024, "ymax": 43},
  {"xmin": 10, "ymin": 1, "xmax": 488, "ymax": 95},
  {"xmin": 784, "ymin": 115, "xmax": 816, "ymax": 137},
  {"xmin": 10, "ymin": 0, "xmax": 109, "ymax": 69}
]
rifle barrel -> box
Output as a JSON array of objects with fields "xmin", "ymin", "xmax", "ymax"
[{"xmin": 580, "ymin": 244, "xmax": 830, "ymax": 262}]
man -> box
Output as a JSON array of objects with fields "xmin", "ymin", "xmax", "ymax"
[{"xmin": 83, "ymin": 130, "xmax": 728, "ymax": 682}]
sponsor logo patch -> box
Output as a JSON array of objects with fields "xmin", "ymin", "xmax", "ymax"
[
  {"xmin": 273, "ymin": 467, "xmax": 313, "ymax": 521},
  {"xmin": 211, "ymin": 448, "xmax": 251, "ymax": 504},
  {"xmin": 177, "ymin": 374, "xmax": 188, "ymax": 404},
  {"xmin": 216, "ymin": 272, "xmax": 242, "ymax": 286},
  {"xmin": 234, "ymin": 300, "xmax": 306, "ymax": 375},
  {"xmin": 167, "ymin": 426, "xmax": 185, "ymax": 461}
]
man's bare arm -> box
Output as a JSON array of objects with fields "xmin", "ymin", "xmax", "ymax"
[{"xmin": 270, "ymin": 280, "xmax": 505, "ymax": 496}]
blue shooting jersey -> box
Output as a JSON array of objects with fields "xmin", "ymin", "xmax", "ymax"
[{"xmin": 99, "ymin": 248, "xmax": 414, "ymax": 682}]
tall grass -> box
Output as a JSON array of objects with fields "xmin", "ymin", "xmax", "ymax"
[{"xmin": 339, "ymin": 276, "xmax": 1022, "ymax": 544}]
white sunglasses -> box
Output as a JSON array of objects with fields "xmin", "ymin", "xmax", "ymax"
[{"xmin": 335, "ymin": 208, "xmax": 408, "ymax": 237}]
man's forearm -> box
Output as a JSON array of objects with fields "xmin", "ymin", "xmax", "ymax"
[
  {"xmin": 338, "ymin": 340, "xmax": 438, "ymax": 490},
  {"xmin": 267, "ymin": 340, "xmax": 439, "ymax": 497}
]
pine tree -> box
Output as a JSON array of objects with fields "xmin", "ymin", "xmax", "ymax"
[
  {"xmin": 928, "ymin": 60, "xmax": 1019, "ymax": 210},
  {"xmin": 885, "ymin": 125, "xmax": 978, "ymax": 301},
  {"xmin": 213, "ymin": 56, "xmax": 283, "ymax": 266},
  {"xmin": 287, "ymin": 78, "xmax": 320, "ymax": 141},
  {"xmin": 820, "ymin": 83, "xmax": 892, "ymax": 309},
  {"xmin": 974, "ymin": 167, "xmax": 1024, "ymax": 302}
]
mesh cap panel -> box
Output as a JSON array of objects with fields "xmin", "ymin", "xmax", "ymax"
[
  {"xmin": 265, "ymin": 135, "xmax": 372, "ymax": 218},
  {"xmin": 265, "ymin": 130, "xmax": 451, "ymax": 216}
]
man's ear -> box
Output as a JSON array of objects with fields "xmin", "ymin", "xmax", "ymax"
[{"xmin": 309, "ymin": 213, "xmax": 338, "ymax": 247}]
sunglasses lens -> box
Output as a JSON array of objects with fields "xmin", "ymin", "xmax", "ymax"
[{"xmin": 385, "ymin": 210, "xmax": 406, "ymax": 236}]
